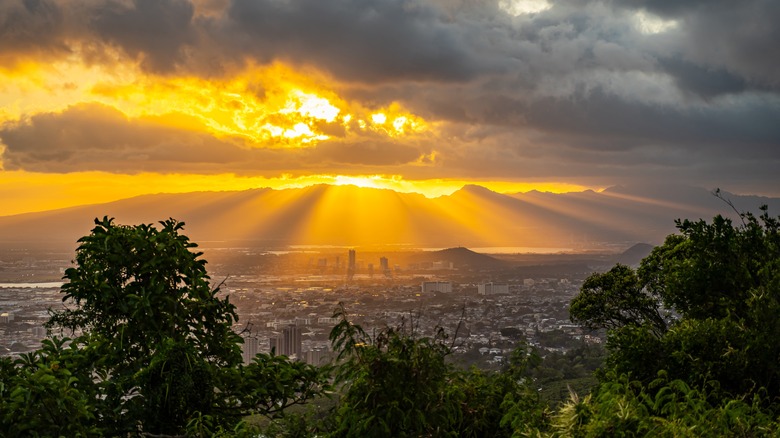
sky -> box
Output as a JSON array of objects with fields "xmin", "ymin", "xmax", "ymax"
[{"xmin": 1, "ymin": 0, "xmax": 779, "ymax": 216}]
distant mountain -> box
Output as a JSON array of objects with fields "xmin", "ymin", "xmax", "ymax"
[
  {"xmin": 508, "ymin": 184, "xmax": 780, "ymax": 248},
  {"xmin": 418, "ymin": 247, "xmax": 505, "ymax": 269},
  {"xmin": 1, "ymin": 183, "xmax": 778, "ymax": 251},
  {"xmin": 615, "ymin": 243, "xmax": 655, "ymax": 266}
]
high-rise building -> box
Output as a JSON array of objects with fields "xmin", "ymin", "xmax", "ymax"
[
  {"xmin": 347, "ymin": 249, "xmax": 356, "ymax": 281},
  {"xmin": 242, "ymin": 335, "xmax": 260, "ymax": 364},
  {"xmin": 269, "ymin": 325, "xmax": 303, "ymax": 359},
  {"xmin": 305, "ymin": 349, "xmax": 329, "ymax": 366},
  {"xmin": 282, "ymin": 325, "xmax": 302, "ymax": 359},
  {"xmin": 380, "ymin": 256, "xmax": 391, "ymax": 277}
]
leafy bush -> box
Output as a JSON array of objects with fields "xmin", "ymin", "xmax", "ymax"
[
  {"xmin": 3, "ymin": 217, "xmax": 327, "ymax": 436},
  {"xmin": 327, "ymin": 304, "xmax": 546, "ymax": 437}
]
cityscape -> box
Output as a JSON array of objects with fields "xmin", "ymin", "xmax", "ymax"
[
  {"xmin": 1, "ymin": 0, "xmax": 778, "ymax": 434},
  {"xmin": 0, "ymin": 245, "xmax": 622, "ymax": 369}
]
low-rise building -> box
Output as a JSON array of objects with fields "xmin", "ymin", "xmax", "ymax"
[{"xmin": 478, "ymin": 282, "xmax": 509, "ymax": 295}]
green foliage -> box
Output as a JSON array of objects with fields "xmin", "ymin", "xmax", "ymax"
[
  {"xmin": 544, "ymin": 373, "xmax": 778, "ymax": 437},
  {"xmin": 570, "ymin": 264, "xmax": 667, "ymax": 336},
  {"xmin": 640, "ymin": 214, "xmax": 771, "ymax": 320},
  {"xmin": 455, "ymin": 346, "xmax": 548, "ymax": 437},
  {"xmin": 572, "ymin": 206, "xmax": 780, "ymax": 396},
  {"xmin": 257, "ymin": 396, "xmax": 338, "ymax": 438},
  {"xmin": 526, "ymin": 342, "xmax": 605, "ymax": 407},
  {"xmin": 228, "ymin": 351, "xmax": 330, "ymax": 416},
  {"xmin": 135, "ymin": 338, "xmax": 217, "ymax": 434},
  {"xmin": 50, "ymin": 217, "xmax": 243, "ymax": 365},
  {"xmin": 0, "ymin": 338, "xmax": 102, "ymax": 437},
  {"xmin": 8, "ymin": 204, "xmax": 780, "ymax": 436},
  {"xmin": 43, "ymin": 217, "xmax": 247, "ymax": 434},
  {"xmin": 2, "ymin": 217, "xmax": 326, "ymax": 436},
  {"xmin": 328, "ymin": 304, "xmax": 455, "ymax": 437},
  {"xmin": 566, "ymin": 203, "xmax": 780, "ymax": 435},
  {"xmin": 326, "ymin": 304, "xmax": 546, "ymax": 437}
]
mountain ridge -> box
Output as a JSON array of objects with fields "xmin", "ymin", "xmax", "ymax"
[
  {"xmin": 2, "ymin": 183, "xmax": 778, "ymax": 251},
  {"xmin": 425, "ymin": 247, "xmax": 505, "ymax": 269}
]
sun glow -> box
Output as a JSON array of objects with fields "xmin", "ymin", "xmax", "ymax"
[
  {"xmin": 1, "ymin": 58, "xmax": 591, "ymax": 220},
  {"xmin": 332, "ymin": 175, "xmax": 384, "ymax": 189},
  {"xmin": 282, "ymin": 90, "xmax": 341, "ymax": 122},
  {"xmin": 371, "ymin": 113, "xmax": 387, "ymax": 124},
  {"xmin": 0, "ymin": 170, "xmax": 594, "ymax": 217},
  {"xmin": 633, "ymin": 10, "xmax": 679, "ymax": 35},
  {"xmin": 499, "ymin": 0, "xmax": 552, "ymax": 16},
  {"xmin": 0, "ymin": 60, "xmax": 429, "ymax": 148}
]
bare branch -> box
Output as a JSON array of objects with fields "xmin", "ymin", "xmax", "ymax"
[
  {"xmin": 713, "ymin": 188, "xmax": 746, "ymax": 226},
  {"xmin": 449, "ymin": 302, "xmax": 468, "ymax": 350}
]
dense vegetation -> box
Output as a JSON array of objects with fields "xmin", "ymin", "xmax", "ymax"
[
  {"xmin": 0, "ymin": 218, "xmax": 328, "ymax": 437},
  {"xmin": 561, "ymin": 205, "xmax": 780, "ymax": 436},
  {"xmin": 2, "ymin": 204, "xmax": 779, "ymax": 436}
]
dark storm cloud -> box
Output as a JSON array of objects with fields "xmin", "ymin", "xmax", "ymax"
[
  {"xmin": 525, "ymin": 90, "xmax": 780, "ymax": 151},
  {"xmin": 610, "ymin": 0, "xmax": 780, "ymax": 91},
  {"xmin": 3, "ymin": 0, "xmax": 778, "ymax": 94},
  {"xmin": 0, "ymin": 0, "xmax": 199, "ymax": 71},
  {"xmin": 0, "ymin": 103, "xmax": 251, "ymax": 172},
  {"xmin": 219, "ymin": 0, "xmax": 490, "ymax": 83},
  {"xmin": 415, "ymin": 85, "xmax": 780, "ymax": 167},
  {"xmin": 90, "ymin": 0, "xmax": 196, "ymax": 72},
  {"xmin": 0, "ymin": 0, "xmax": 70, "ymax": 58},
  {"xmin": 657, "ymin": 58, "xmax": 749, "ymax": 99}
]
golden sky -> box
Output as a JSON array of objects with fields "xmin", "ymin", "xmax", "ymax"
[
  {"xmin": 0, "ymin": 48, "xmax": 590, "ymax": 215},
  {"xmin": 1, "ymin": 0, "xmax": 778, "ymax": 216}
]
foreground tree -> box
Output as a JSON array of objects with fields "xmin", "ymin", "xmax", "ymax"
[
  {"xmin": 47, "ymin": 217, "xmax": 245, "ymax": 434},
  {"xmin": 570, "ymin": 204, "xmax": 780, "ymax": 412},
  {"xmin": 2, "ymin": 217, "xmax": 327, "ymax": 436},
  {"xmin": 324, "ymin": 304, "xmax": 546, "ymax": 437}
]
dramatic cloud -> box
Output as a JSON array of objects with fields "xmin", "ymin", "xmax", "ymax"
[
  {"xmin": 0, "ymin": 0, "xmax": 71, "ymax": 60},
  {"xmin": 220, "ymin": 0, "xmax": 489, "ymax": 83},
  {"xmin": 0, "ymin": 103, "xmax": 433, "ymax": 173},
  {"xmin": 1, "ymin": 0, "xmax": 778, "ymax": 199},
  {"xmin": 0, "ymin": 103, "xmax": 249, "ymax": 172},
  {"xmin": 90, "ymin": 0, "xmax": 197, "ymax": 72}
]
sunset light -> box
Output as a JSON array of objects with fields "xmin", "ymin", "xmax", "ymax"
[
  {"xmin": 1, "ymin": 2, "xmax": 778, "ymax": 434},
  {"xmin": 0, "ymin": 0, "xmax": 776, "ymax": 234},
  {"xmin": 0, "ymin": 170, "xmax": 593, "ymax": 217},
  {"xmin": 0, "ymin": 60, "xmax": 429, "ymax": 150}
]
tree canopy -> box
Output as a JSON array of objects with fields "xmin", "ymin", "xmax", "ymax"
[
  {"xmin": 2, "ymin": 217, "xmax": 327, "ymax": 436},
  {"xmin": 571, "ymin": 205, "xmax": 780, "ymax": 409},
  {"xmin": 323, "ymin": 304, "xmax": 545, "ymax": 437}
]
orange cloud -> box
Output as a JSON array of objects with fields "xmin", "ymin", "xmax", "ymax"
[
  {"xmin": 1, "ymin": 58, "xmax": 430, "ymax": 154},
  {"xmin": 85, "ymin": 62, "xmax": 430, "ymax": 148}
]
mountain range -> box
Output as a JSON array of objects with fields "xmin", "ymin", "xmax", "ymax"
[{"xmin": 1, "ymin": 183, "xmax": 777, "ymax": 252}]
